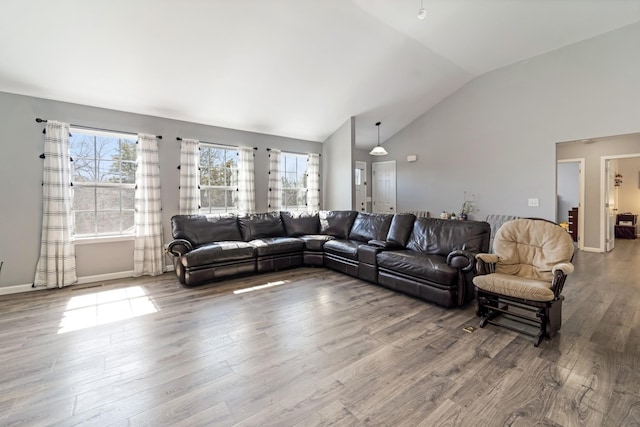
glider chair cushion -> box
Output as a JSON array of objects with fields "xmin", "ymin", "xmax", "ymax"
[{"xmin": 473, "ymin": 218, "xmax": 575, "ymax": 346}]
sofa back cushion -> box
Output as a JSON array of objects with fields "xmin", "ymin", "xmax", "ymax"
[
  {"xmin": 406, "ymin": 218, "xmax": 490, "ymax": 256},
  {"xmin": 319, "ymin": 210, "xmax": 358, "ymax": 239},
  {"xmin": 171, "ymin": 214, "xmax": 242, "ymax": 246},
  {"xmin": 348, "ymin": 212, "xmax": 393, "ymax": 242},
  {"xmin": 386, "ymin": 213, "xmax": 416, "ymax": 247},
  {"xmin": 238, "ymin": 212, "xmax": 286, "ymax": 241},
  {"xmin": 280, "ymin": 211, "xmax": 320, "ymax": 236}
]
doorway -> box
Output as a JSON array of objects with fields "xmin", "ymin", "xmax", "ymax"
[
  {"xmin": 354, "ymin": 161, "xmax": 367, "ymax": 213},
  {"xmin": 556, "ymin": 132, "xmax": 640, "ymax": 253},
  {"xmin": 372, "ymin": 160, "xmax": 396, "ymax": 214},
  {"xmin": 601, "ymin": 154, "xmax": 640, "ymax": 252},
  {"xmin": 557, "ymin": 159, "xmax": 584, "ymax": 250}
]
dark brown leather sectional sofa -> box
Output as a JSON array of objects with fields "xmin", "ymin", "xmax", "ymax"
[{"xmin": 167, "ymin": 211, "xmax": 491, "ymax": 308}]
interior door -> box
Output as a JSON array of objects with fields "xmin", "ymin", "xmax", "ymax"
[
  {"xmin": 372, "ymin": 160, "xmax": 396, "ymax": 214},
  {"xmin": 354, "ymin": 161, "xmax": 367, "ymax": 212},
  {"xmin": 605, "ymin": 159, "xmax": 616, "ymax": 252}
]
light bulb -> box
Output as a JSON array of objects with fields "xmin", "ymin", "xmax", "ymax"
[{"xmin": 417, "ymin": 7, "xmax": 426, "ymax": 20}]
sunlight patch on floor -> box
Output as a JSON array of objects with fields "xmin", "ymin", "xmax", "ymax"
[
  {"xmin": 233, "ymin": 280, "xmax": 288, "ymax": 295},
  {"xmin": 58, "ymin": 286, "xmax": 158, "ymax": 334}
]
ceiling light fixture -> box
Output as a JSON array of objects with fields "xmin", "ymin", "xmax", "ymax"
[
  {"xmin": 369, "ymin": 122, "xmax": 388, "ymax": 156},
  {"xmin": 417, "ymin": 0, "xmax": 426, "ymax": 20}
]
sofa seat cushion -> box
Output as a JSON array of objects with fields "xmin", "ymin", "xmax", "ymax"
[
  {"xmin": 377, "ymin": 250, "xmax": 457, "ymax": 286},
  {"xmin": 473, "ymin": 273, "xmax": 555, "ymax": 302},
  {"xmin": 182, "ymin": 242, "xmax": 255, "ymax": 268},
  {"xmin": 323, "ymin": 239, "xmax": 364, "ymax": 261},
  {"xmin": 249, "ymin": 237, "xmax": 305, "ymax": 256},
  {"xmin": 298, "ymin": 234, "xmax": 334, "ymax": 251}
]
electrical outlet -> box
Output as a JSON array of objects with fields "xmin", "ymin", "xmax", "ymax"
[{"xmin": 528, "ymin": 198, "xmax": 539, "ymax": 207}]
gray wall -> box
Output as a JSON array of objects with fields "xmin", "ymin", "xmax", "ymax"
[
  {"xmin": 322, "ymin": 117, "xmax": 354, "ymax": 210},
  {"xmin": 557, "ymin": 134, "xmax": 640, "ymax": 248},
  {"xmin": 557, "ymin": 162, "xmax": 580, "ymax": 224},
  {"xmin": 0, "ymin": 92, "xmax": 321, "ymax": 288},
  {"xmin": 385, "ymin": 23, "xmax": 640, "ymax": 228}
]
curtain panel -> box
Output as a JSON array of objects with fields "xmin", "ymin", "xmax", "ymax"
[
  {"xmin": 34, "ymin": 120, "xmax": 78, "ymax": 288},
  {"xmin": 237, "ymin": 146, "xmax": 256, "ymax": 214},
  {"xmin": 267, "ymin": 149, "xmax": 282, "ymax": 211},
  {"xmin": 306, "ymin": 153, "xmax": 320, "ymax": 212},
  {"xmin": 179, "ymin": 138, "xmax": 200, "ymax": 215},
  {"xmin": 133, "ymin": 134, "xmax": 164, "ymax": 277}
]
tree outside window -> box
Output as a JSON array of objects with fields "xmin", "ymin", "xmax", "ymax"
[
  {"xmin": 199, "ymin": 144, "xmax": 239, "ymax": 214},
  {"xmin": 281, "ymin": 153, "xmax": 307, "ymax": 212},
  {"xmin": 70, "ymin": 130, "xmax": 137, "ymax": 238}
]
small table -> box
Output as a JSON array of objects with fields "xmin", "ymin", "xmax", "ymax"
[
  {"xmin": 615, "ymin": 213, "xmax": 637, "ymax": 239},
  {"xmin": 615, "ymin": 225, "xmax": 636, "ymax": 239}
]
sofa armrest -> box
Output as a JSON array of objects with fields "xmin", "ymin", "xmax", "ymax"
[
  {"xmin": 368, "ymin": 239, "xmax": 403, "ymax": 249},
  {"xmin": 474, "ymin": 253, "xmax": 497, "ymax": 275},
  {"xmin": 549, "ymin": 262, "xmax": 574, "ymax": 297},
  {"xmin": 166, "ymin": 239, "xmax": 193, "ymax": 257},
  {"xmin": 552, "ymin": 262, "xmax": 574, "ymax": 275},
  {"xmin": 476, "ymin": 253, "xmax": 499, "ymax": 263},
  {"xmin": 446, "ymin": 250, "xmax": 476, "ymax": 272}
]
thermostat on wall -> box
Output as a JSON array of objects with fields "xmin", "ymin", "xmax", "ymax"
[{"xmin": 407, "ymin": 154, "xmax": 418, "ymax": 162}]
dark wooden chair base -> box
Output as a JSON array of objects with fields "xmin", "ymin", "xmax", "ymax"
[{"xmin": 476, "ymin": 289, "xmax": 563, "ymax": 347}]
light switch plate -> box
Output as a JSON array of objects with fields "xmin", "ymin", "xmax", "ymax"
[{"xmin": 528, "ymin": 198, "xmax": 539, "ymax": 207}]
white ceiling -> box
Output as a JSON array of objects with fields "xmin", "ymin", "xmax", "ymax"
[{"xmin": 1, "ymin": 1, "xmax": 639, "ymax": 148}]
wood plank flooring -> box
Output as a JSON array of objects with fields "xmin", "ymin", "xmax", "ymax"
[{"xmin": 1, "ymin": 240, "xmax": 639, "ymax": 426}]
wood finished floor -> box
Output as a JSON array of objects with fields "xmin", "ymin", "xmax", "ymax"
[{"xmin": 1, "ymin": 240, "xmax": 640, "ymax": 426}]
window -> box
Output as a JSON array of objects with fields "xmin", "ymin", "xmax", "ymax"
[
  {"xmin": 281, "ymin": 152, "xmax": 308, "ymax": 211},
  {"xmin": 199, "ymin": 144, "xmax": 239, "ymax": 214},
  {"xmin": 70, "ymin": 129, "xmax": 137, "ymax": 238}
]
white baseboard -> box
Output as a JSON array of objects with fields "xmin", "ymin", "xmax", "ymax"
[
  {"xmin": 0, "ymin": 283, "xmax": 35, "ymax": 296},
  {"xmin": 0, "ymin": 264, "xmax": 174, "ymax": 296},
  {"xmin": 76, "ymin": 270, "xmax": 134, "ymax": 285},
  {"xmin": 582, "ymin": 246, "xmax": 602, "ymax": 253}
]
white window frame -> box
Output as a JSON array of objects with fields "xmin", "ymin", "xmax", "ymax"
[
  {"xmin": 281, "ymin": 152, "xmax": 308, "ymax": 212},
  {"xmin": 199, "ymin": 143, "xmax": 239, "ymax": 214},
  {"xmin": 69, "ymin": 128, "xmax": 137, "ymax": 241}
]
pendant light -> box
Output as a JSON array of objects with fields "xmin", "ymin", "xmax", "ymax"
[
  {"xmin": 369, "ymin": 122, "xmax": 388, "ymax": 156},
  {"xmin": 417, "ymin": 0, "xmax": 427, "ymax": 20}
]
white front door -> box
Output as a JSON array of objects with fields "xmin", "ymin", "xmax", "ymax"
[
  {"xmin": 605, "ymin": 159, "xmax": 616, "ymax": 252},
  {"xmin": 372, "ymin": 160, "xmax": 396, "ymax": 214},
  {"xmin": 354, "ymin": 161, "xmax": 367, "ymax": 213}
]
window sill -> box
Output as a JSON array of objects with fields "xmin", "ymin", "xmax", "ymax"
[{"xmin": 73, "ymin": 235, "xmax": 135, "ymax": 245}]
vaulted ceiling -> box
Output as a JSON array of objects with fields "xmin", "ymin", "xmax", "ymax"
[{"xmin": 1, "ymin": 1, "xmax": 639, "ymax": 148}]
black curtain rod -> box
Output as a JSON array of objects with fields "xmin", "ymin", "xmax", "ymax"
[
  {"xmin": 176, "ymin": 137, "xmax": 257, "ymax": 150},
  {"xmin": 266, "ymin": 147, "xmax": 321, "ymax": 157},
  {"xmin": 36, "ymin": 118, "xmax": 163, "ymax": 140}
]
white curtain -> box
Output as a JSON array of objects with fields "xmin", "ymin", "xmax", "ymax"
[
  {"xmin": 134, "ymin": 134, "xmax": 164, "ymax": 277},
  {"xmin": 34, "ymin": 121, "xmax": 77, "ymax": 288},
  {"xmin": 237, "ymin": 146, "xmax": 256, "ymax": 214},
  {"xmin": 307, "ymin": 153, "xmax": 320, "ymax": 212},
  {"xmin": 179, "ymin": 138, "xmax": 200, "ymax": 215},
  {"xmin": 267, "ymin": 149, "xmax": 282, "ymax": 211}
]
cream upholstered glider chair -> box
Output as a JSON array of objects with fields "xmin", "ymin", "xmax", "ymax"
[{"xmin": 473, "ymin": 218, "xmax": 575, "ymax": 346}]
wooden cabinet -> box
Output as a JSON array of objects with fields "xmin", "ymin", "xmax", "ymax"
[{"xmin": 568, "ymin": 207, "xmax": 578, "ymax": 242}]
